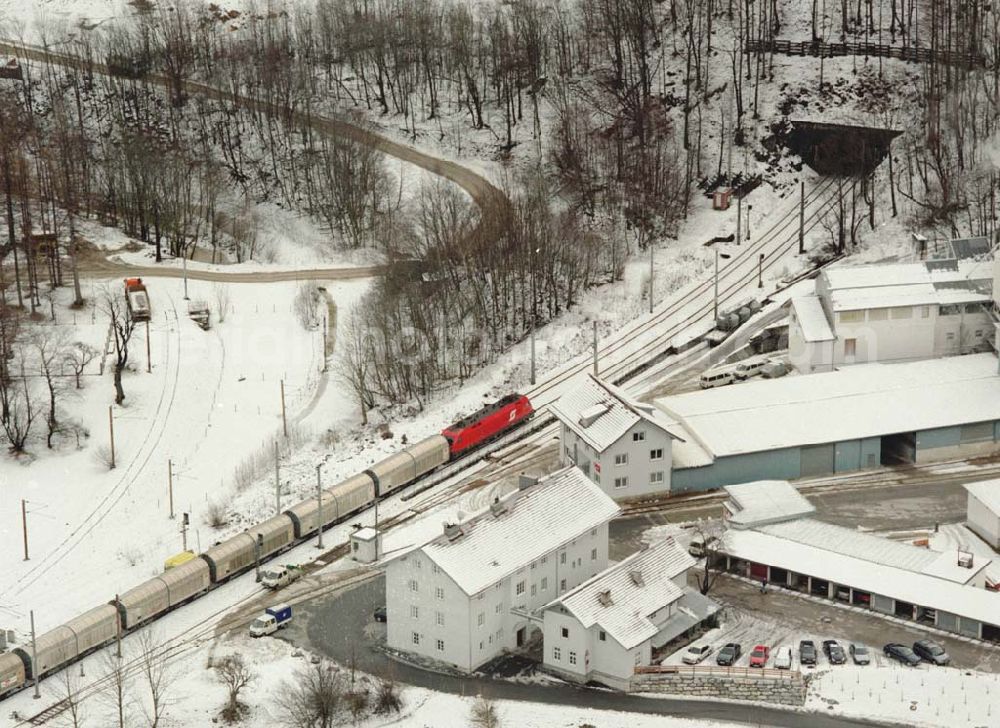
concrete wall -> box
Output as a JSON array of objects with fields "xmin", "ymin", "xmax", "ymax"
[
  {"xmin": 967, "ymin": 492, "xmax": 1000, "ymax": 550},
  {"xmin": 560, "ymin": 421, "xmax": 674, "ymax": 500},
  {"xmin": 632, "ymin": 672, "xmax": 807, "ymax": 706}
]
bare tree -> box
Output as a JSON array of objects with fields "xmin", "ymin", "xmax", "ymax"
[
  {"xmin": 690, "ymin": 522, "xmax": 726, "ymax": 595},
  {"xmin": 333, "ymin": 308, "xmax": 374, "ymax": 425},
  {"xmin": 99, "ymin": 649, "xmax": 130, "ymax": 728},
  {"xmin": 64, "ymin": 341, "xmax": 97, "ymax": 389},
  {"xmin": 53, "ymin": 668, "xmax": 86, "ymax": 728},
  {"xmin": 213, "ymin": 284, "xmax": 231, "ymax": 324},
  {"xmin": 33, "ymin": 329, "xmax": 68, "ymax": 448},
  {"xmin": 100, "ymin": 285, "xmax": 137, "ymax": 405},
  {"xmin": 213, "ymin": 653, "xmax": 255, "ymax": 724},
  {"xmin": 469, "ymin": 694, "xmax": 501, "ymax": 728},
  {"xmin": 136, "ymin": 629, "xmax": 176, "ymax": 728},
  {"xmin": 2, "ymin": 376, "xmax": 38, "ymax": 453},
  {"xmin": 277, "ymin": 660, "xmax": 345, "ymax": 728}
]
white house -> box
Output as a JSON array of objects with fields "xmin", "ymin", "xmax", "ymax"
[
  {"xmin": 383, "ymin": 467, "xmax": 620, "ymax": 672},
  {"xmin": 541, "ymin": 538, "xmax": 718, "ymax": 690},
  {"xmin": 789, "ymin": 258, "xmax": 994, "ymax": 373},
  {"xmin": 551, "ymin": 374, "xmax": 685, "ymax": 499},
  {"xmin": 965, "ymin": 480, "xmax": 1000, "ymax": 550}
]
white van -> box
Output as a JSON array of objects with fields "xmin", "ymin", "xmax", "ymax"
[
  {"xmin": 699, "ymin": 365, "xmax": 737, "ymax": 389},
  {"xmin": 734, "ymin": 356, "xmax": 770, "ymax": 381},
  {"xmin": 774, "ymin": 645, "xmax": 793, "ymax": 669}
]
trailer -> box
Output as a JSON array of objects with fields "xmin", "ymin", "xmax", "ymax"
[{"xmin": 124, "ymin": 278, "xmax": 151, "ymax": 321}]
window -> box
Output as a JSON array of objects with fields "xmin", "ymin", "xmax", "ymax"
[
  {"xmin": 590, "ymin": 528, "xmax": 597, "ymax": 537},
  {"xmin": 408, "ymin": 579, "xmax": 418, "ymax": 592},
  {"xmin": 560, "ymin": 578, "xmax": 566, "ymax": 591},
  {"xmin": 614, "ymin": 477, "xmax": 628, "ymax": 489},
  {"xmin": 844, "ymin": 338, "xmax": 856, "ymax": 357},
  {"xmin": 541, "ymin": 556, "xmax": 548, "ymax": 565},
  {"xmin": 432, "ymin": 564, "xmax": 440, "ymax": 574},
  {"xmin": 436, "ymin": 639, "xmax": 444, "ymax": 651},
  {"xmin": 940, "ymin": 304, "xmax": 962, "ymax": 316},
  {"xmin": 435, "ymin": 587, "xmax": 445, "ymax": 600},
  {"xmin": 478, "ymin": 612, "xmax": 485, "ymax": 626},
  {"xmin": 516, "ymin": 581, "xmax": 525, "ymax": 596},
  {"xmin": 650, "ymin": 448, "xmax": 663, "ymax": 460},
  {"xmin": 561, "ymin": 627, "xmax": 569, "ymax": 638},
  {"xmin": 531, "ymin": 584, "xmax": 537, "ymax": 596},
  {"xmin": 921, "ymin": 306, "xmax": 930, "ymax": 318},
  {"xmin": 614, "ymin": 453, "xmax": 628, "ymax": 466},
  {"xmin": 415, "ymin": 558, "xmax": 422, "ymax": 569},
  {"xmin": 541, "ymin": 577, "xmax": 548, "ymax": 591},
  {"xmin": 591, "ymin": 548, "xmax": 597, "ymax": 561},
  {"xmin": 890, "ymin": 306, "xmax": 913, "ymax": 319},
  {"xmin": 553, "ymin": 647, "xmax": 561, "ymax": 661},
  {"xmin": 946, "ymin": 332, "xmax": 956, "ymax": 341},
  {"xmin": 495, "ymin": 603, "xmax": 502, "ymax": 614},
  {"xmin": 634, "ymin": 651, "xmax": 642, "ymax": 665},
  {"xmin": 410, "ymin": 605, "xmax": 419, "ymax": 619},
  {"xmin": 495, "ymin": 582, "xmax": 502, "ymax": 590},
  {"xmin": 412, "ymin": 632, "xmax": 420, "ymax": 645},
  {"xmin": 594, "ymin": 472, "xmax": 601, "ymax": 484},
  {"xmin": 633, "ymin": 431, "xmax": 646, "ymax": 442},
  {"xmin": 838, "ymin": 310, "xmax": 864, "ymax": 323},
  {"xmin": 966, "ymin": 303, "xmax": 982, "ymax": 314},
  {"xmin": 531, "ymin": 561, "xmax": 537, "ymax": 570},
  {"xmin": 479, "ymin": 641, "xmax": 484, "ymax": 650},
  {"xmin": 868, "ymin": 308, "xmax": 888, "ymax": 321},
  {"xmin": 975, "ymin": 329, "xmax": 984, "ymax": 338},
  {"xmin": 569, "ymin": 651, "xmax": 577, "ymax": 665},
  {"xmin": 599, "ymin": 631, "xmax": 606, "ymax": 642},
  {"xmin": 560, "ymin": 552, "xmax": 567, "ymax": 565},
  {"xmin": 435, "ymin": 611, "xmax": 444, "ymax": 626}
]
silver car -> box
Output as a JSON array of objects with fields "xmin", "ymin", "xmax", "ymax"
[
  {"xmin": 849, "ymin": 643, "xmax": 871, "ymax": 665},
  {"xmin": 682, "ymin": 644, "xmax": 714, "ymax": 665}
]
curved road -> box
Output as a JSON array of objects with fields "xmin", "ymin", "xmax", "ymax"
[{"xmin": 289, "ymin": 575, "xmax": 892, "ymax": 728}]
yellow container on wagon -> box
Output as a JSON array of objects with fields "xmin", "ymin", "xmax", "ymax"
[{"xmin": 164, "ymin": 550, "xmax": 196, "ymax": 571}]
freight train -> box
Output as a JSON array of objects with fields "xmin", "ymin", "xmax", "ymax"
[{"xmin": 0, "ymin": 394, "xmax": 534, "ymax": 698}]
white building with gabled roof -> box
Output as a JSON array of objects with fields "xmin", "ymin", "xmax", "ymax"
[
  {"xmin": 552, "ymin": 374, "xmax": 685, "ymax": 499},
  {"xmin": 383, "ymin": 466, "xmax": 620, "ymax": 672},
  {"xmin": 965, "ymin": 479, "xmax": 1000, "ymax": 550},
  {"xmin": 789, "ymin": 258, "xmax": 994, "ymax": 373},
  {"xmin": 541, "ymin": 538, "xmax": 718, "ymax": 690}
]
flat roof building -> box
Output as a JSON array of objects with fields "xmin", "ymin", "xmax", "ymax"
[
  {"xmin": 965, "ymin": 480, "xmax": 1000, "ymax": 551},
  {"xmin": 718, "ymin": 482, "xmax": 1000, "ymax": 642},
  {"xmin": 657, "ymin": 354, "xmax": 1000, "ymax": 491}
]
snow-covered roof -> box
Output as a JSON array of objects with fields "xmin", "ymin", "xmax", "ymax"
[
  {"xmin": 551, "ymin": 375, "xmax": 685, "ymax": 453},
  {"xmin": 352, "ymin": 527, "xmax": 378, "ymax": 541},
  {"xmin": 723, "ymin": 481, "xmax": 816, "ymax": 528},
  {"xmin": 416, "ymin": 467, "xmax": 620, "ymax": 595},
  {"xmin": 791, "ymin": 296, "xmax": 834, "ymax": 342},
  {"xmin": 546, "ymin": 539, "xmax": 695, "ymax": 650},
  {"xmin": 821, "ymin": 259, "xmax": 992, "ymax": 312},
  {"xmin": 722, "ymin": 525, "xmax": 1000, "ymax": 627},
  {"xmin": 964, "ymin": 479, "xmax": 1000, "ymax": 516},
  {"xmin": 656, "ymin": 354, "xmax": 1000, "ymax": 458},
  {"xmin": 758, "ymin": 519, "xmax": 988, "ymax": 583}
]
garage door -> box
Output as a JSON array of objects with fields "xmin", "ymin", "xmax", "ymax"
[{"xmin": 800, "ymin": 444, "xmax": 835, "ymax": 477}]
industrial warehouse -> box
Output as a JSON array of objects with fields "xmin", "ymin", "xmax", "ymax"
[{"xmin": 655, "ymin": 353, "xmax": 1000, "ymax": 492}]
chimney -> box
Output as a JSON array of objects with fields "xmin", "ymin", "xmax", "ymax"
[
  {"xmin": 444, "ymin": 523, "xmax": 464, "ymax": 541},
  {"xmin": 958, "ymin": 549, "xmax": 974, "ymax": 569},
  {"xmin": 629, "ymin": 570, "xmax": 645, "ymax": 587},
  {"xmin": 518, "ymin": 474, "xmax": 538, "ymax": 491},
  {"xmin": 597, "ymin": 590, "xmax": 613, "ymax": 607},
  {"xmin": 490, "ymin": 497, "xmax": 508, "ymax": 518}
]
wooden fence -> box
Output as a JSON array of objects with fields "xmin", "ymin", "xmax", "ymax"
[{"xmin": 747, "ymin": 38, "xmax": 987, "ymax": 69}]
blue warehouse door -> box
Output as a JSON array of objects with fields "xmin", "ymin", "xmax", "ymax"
[{"xmin": 800, "ymin": 444, "xmax": 835, "ymax": 477}]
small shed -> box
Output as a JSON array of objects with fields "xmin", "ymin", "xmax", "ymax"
[
  {"xmin": 350, "ymin": 526, "xmax": 381, "ymax": 563},
  {"xmin": 965, "ymin": 480, "xmax": 1000, "ymax": 550},
  {"xmin": 712, "ymin": 188, "xmax": 732, "ymax": 211}
]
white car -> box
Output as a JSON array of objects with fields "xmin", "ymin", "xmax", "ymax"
[
  {"xmin": 773, "ymin": 645, "xmax": 793, "ymax": 670},
  {"xmin": 682, "ymin": 644, "xmax": 714, "ymax": 665}
]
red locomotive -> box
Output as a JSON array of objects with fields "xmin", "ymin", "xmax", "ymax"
[{"xmin": 441, "ymin": 393, "xmax": 534, "ymax": 456}]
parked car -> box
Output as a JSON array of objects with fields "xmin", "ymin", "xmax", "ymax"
[
  {"xmin": 373, "ymin": 606, "xmax": 387, "ymax": 623},
  {"xmin": 748, "ymin": 644, "xmax": 770, "ymax": 668},
  {"xmin": 688, "ymin": 535, "xmax": 720, "ymax": 558},
  {"xmin": 884, "ymin": 643, "xmax": 922, "ymax": 666},
  {"xmin": 682, "ymin": 644, "xmax": 714, "ymax": 665},
  {"xmin": 849, "ymin": 644, "xmax": 871, "ymax": 665},
  {"xmin": 822, "ymin": 640, "xmax": 846, "ymax": 664},
  {"xmin": 799, "ymin": 640, "xmax": 817, "ymax": 666},
  {"xmin": 716, "ymin": 643, "xmax": 742, "ymax": 666},
  {"xmin": 249, "ymin": 604, "xmax": 292, "ymax": 638},
  {"xmin": 913, "ymin": 640, "xmax": 950, "ymax": 665},
  {"xmin": 734, "ymin": 356, "xmax": 770, "ymax": 381},
  {"xmin": 773, "ymin": 646, "xmax": 793, "ymax": 670},
  {"xmin": 760, "ymin": 360, "xmax": 789, "ymax": 379}
]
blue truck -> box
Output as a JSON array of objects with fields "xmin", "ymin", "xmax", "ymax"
[{"xmin": 249, "ymin": 603, "xmax": 292, "ymax": 637}]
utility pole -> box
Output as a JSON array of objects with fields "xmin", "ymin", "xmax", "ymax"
[
  {"xmin": 648, "ymin": 244, "xmax": 654, "ymax": 314},
  {"xmin": 182, "ymin": 252, "xmax": 189, "ymax": 301},
  {"xmin": 21, "ymin": 499, "xmax": 28, "ymax": 560},
  {"xmin": 316, "ymin": 465, "xmax": 324, "ymax": 550},
  {"xmin": 322, "ymin": 315, "xmax": 328, "ymax": 372},
  {"xmin": 168, "ymin": 460, "xmax": 175, "ymax": 519},
  {"xmin": 713, "ymin": 249, "xmax": 733, "ymax": 321},
  {"xmin": 746, "ymin": 204, "xmax": 753, "ymax": 243},
  {"xmin": 145, "ymin": 321, "xmax": 151, "ymax": 373},
  {"xmin": 30, "ymin": 610, "xmax": 39, "ymax": 698},
  {"xmin": 736, "ymin": 195, "xmax": 742, "ymax": 246},
  {"xmin": 181, "ymin": 512, "xmax": 189, "ymax": 552},
  {"xmin": 758, "ymin": 253, "xmax": 765, "ymax": 288},
  {"xmin": 280, "ymin": 380, "xmax": 287, "ymax": 438},
  {"xmin": 254, "ymin": 533, "xmax": 263, "ymax": 583},
  {"xmin": 592, "ymin": 321, "xmax": 598, "ymax": 376},
  {"xmin": 798, "ymin": 181, "xmax": 806, "ymax": 254},
  {"xmin": 274, "ymin": 440, "xmax": 281, "ymax": 515},
  {"xmin": 108, "ymin": 406, "xmax": 115, "ymax": 469},
  {"xmin": 115, "ymin": 595, "xmax": 122, "ymax": 658}
]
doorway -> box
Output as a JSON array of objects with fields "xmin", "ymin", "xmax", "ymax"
[{"xmin": 881, "ymin": 432, "xmax": 916, "ymax": 466}]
